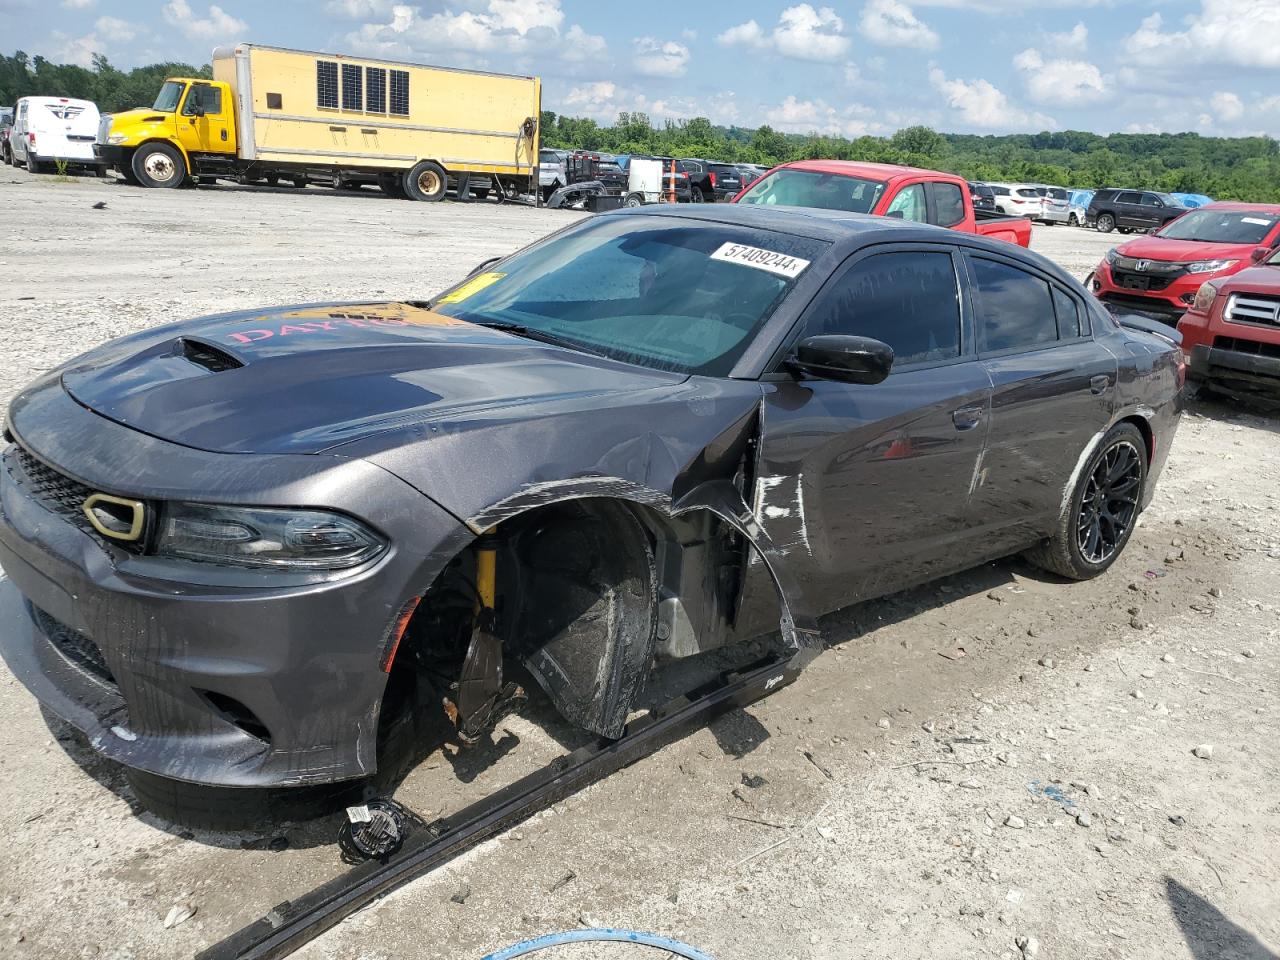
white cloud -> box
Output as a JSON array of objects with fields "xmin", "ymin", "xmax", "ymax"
[
  {"xmin": 859, "ymin": 0, "xmax": 939, "ymax": 49},
  {"xmin": 911, "ymin": 0, "xmax": 1104, "ymax": 8},
  {"xmin": 1125, "ymin": 1, "xmax": 1280, "ymax": 69},
  {"xmin": 929, "ymin": 68, "xmax": 1055, "ymax": 130},
  {"xmin": 843, "ymin": 62, "xmax": 861, "ymax": 85},
  {"xmin": 764, "ymin": 94, "xmax": 884, "ymax": 137},
  {"xmin": 94, "ymin": 16, "xmax": 138, "ymax": 42},
  {"xmin": 558, "ymin": 81, "xmax": 737, "ymax": 126},
  {"xmin": 1048, "ymin": 22, "xmax": 1087, "ymax": 53},
  {"xmin": 1209, "ymin": 91, "xmax": 1244, "ymax": 121},
  {"xmin": 345, "ymin": 1, "xmax": 604, "ymax": 65},
  {"xmin": 1013, "ymin": 47, "xmax": 1107, "ymax": 105},
  {"xmin": 161, "ymin": 0, "xmax": 247, "ymax": 42},
  {"xmin": 324, "ymin": 0, "xmax": 391, "ymax": 18},
  {"xmin": 718, "ymin": 4, "xmax": 850, "ymax": 62},
  {"xmin": 51, "ymin": 30, "xmax": 98, "ymax": 66},
  {"xmin": 632, "ymin": 37, "xmax": 689, "ymax": 77}
]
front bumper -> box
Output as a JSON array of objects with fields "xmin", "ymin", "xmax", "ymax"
[
  {"xmin": 1094, "ymin": 263, "xmax": 1199, "ymax": 322},
  {"xmin": 92, "ymin": 143, "xmax": 126, "ymax": 165},
  {"xmin": 1186, "ymin": 342, "xmax": 1280, "ymax": 394},
  {"xmin": 0, "ymin": 377, "xmax": 465, "ymax": 787},
  {"xmin": 1039, "ymin": 209, "xmax": 1070, "ymax": 223}
]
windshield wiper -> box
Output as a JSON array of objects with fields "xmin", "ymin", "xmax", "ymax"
[{"xmin": 471, "ymin": 321, "xmax": 601, "ymax": 356}]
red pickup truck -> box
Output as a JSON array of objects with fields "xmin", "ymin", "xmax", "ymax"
[{"xmin": 732, "ymin": 160, "xmax": 1033, "ymax": 246}]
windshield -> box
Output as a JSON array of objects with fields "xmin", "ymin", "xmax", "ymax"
[
  {"xmin": 432, "ymin": 216, "xmax": 828, "ymax": 376},
  {"xmin": 737, "ymin": 168, "xmax": 887, "ymax": 214},
  {"xmin": 1157, "ymin": 209, "xmax": 1279, "ymax": 244},
  {"xmin": 152, "ymin": 81, "xmax": 185, "ymax": 112}
]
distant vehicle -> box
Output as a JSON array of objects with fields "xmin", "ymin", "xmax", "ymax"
[
  {"xmin": 969, "ymin": 182, "xmax": 996, "ymax": 212},
  {"xmin": 95, "ymin": 42, "xmax": 540, "ymax": 200},
  {"xmin": 733, "ymin": 160, "xmax": 1033, "ymax": 246},
  {"xmin": 987, "ymin": 182, "xmax": 1044, "ymax": 219},
  {"xmin": 1067, "ymin": 190, "xmax": 1094, "ymax": 227},
  {"xmin": 8, "ymin": 96, "xmax": 104, "ymax": 174},
  {"xmin": 1089, "ymin": 202, "xmax": 1280, "ymax": 321},
  {"xmin": 539, "ymin": 148, "xmax": 569, "ymax": 199},
  {"xmin": 1038, "ymin": 186, "xmax": 1071, "ymax": 225},
  {"xmin": 1178, "ymin": 247, "xmax": 1280, "ymax": 404},
  {"xmin": 615, "ymin": 154, "xmax": 692, "ymax": 201},
  {"xmin": 0, "ymin": 106, "xmax": 12, "ymax": 164},
  {"xmin": 737, "ymin": 164, "xmax": 767, "ymax": 188},
  {"xmin": 1087, "ymin": 189, "xmax": 1186, "ymax": 234}
]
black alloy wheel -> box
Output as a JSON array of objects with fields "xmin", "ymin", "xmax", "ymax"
[{"xmin": 1076, "ymin": 439, "xmax": 1142, "ymax": 565}]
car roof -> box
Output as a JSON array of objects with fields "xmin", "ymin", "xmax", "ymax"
[{"xmin": 775, "ymin": 159, "xmax": 964, "ymax": 184}]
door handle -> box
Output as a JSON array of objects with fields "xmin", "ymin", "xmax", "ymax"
[
  {"xmin": 952, "ymin": 406, "xmax": 983, "ymax": 430},
  {"xmin": 1090, "ymin": 374, "xmax": 1112, "ymax": 395}
]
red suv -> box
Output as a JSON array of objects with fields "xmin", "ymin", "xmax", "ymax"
[
  {"xmin": 1178, "ymin": 255, "xmax": 1280, "ymax": 402},
  {"xmin": 1089, "ymin": 202, "xmax": 1280, "ymax": 322}
]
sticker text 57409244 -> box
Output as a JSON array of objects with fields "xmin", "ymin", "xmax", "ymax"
[{"xmin": 710, "ymin": 243, "xmax": 811, "ymax": 279}]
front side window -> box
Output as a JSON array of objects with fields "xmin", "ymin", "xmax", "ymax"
[
  {"xmin": 805, "ymin": 251, "xmax": 961, "ymax": 366},
  {"xmin": 971, "ymin": 257, "xmax": 1057, "ymax": 354},
  {"xmin": 1141, "ymin": 193, "xmax": 1163, "ymax": 207},
  {"xmin": 933, "ymin": 183, "xmax": 966, "ymax": 227},
  {"xmin": 432, "ymin": 217, "xmax": 827, "ymax": 377},
  {"xmin": 153, "ymin": 81, "xmax": 185, "ymax": 113},
  {"xmin": 886, "ymin": 183, "xmax": 927, "ymax": 223},
  {"xmin": 182, "ymin": 84, "xmax": 221, "ymax": 116},
  {"xmin": 737, "ymin": 168, "xmax": 887, "ymax": 214}
]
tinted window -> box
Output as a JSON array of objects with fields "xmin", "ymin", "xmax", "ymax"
[
  {"xmin": 737, "ymin": 168, "xmax": 887, "ymax": 213},
  {"xmin": 990, "ymin": 185, "xmax": 1010, "ymax": 196},
  {"xmin": 933, "ymin": 182, "xmax": 966, "ymax": 227},
  {"xmin": 183, "ymin": 84, "xmax": 222, "ymax": 115},
  {"xmin": 971, "ymin": 257, "xmax": 1057, "ymax": 353},
  {"xmin": 1052, "ymin": 286, "xmax": 1083, "ymax": 338},
  {"xmin": 806, "ymin": 251, "xmax": 961, "ymax": 366},
  {"xmin": 886, "ymin": 183, "xmax": 927, "ymax": 223},
  {"xmin": 1141, "ymin": 193, "xmax": 1161, "ymax": 206},
  {"xmin": 1116, "ymin": 192, "xmax": 1141, "ymax": 204}
]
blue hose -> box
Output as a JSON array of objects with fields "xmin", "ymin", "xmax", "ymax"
[{"xmin": 481, "ymin": 928, "xmax": 716, "ymax": 960}]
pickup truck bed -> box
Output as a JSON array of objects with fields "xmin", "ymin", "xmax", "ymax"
[{"xmin": 974, "ymin": 207, "xmax": 1034, "ymax": 246}]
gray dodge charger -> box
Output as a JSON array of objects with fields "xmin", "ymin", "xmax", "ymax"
[{"xmin": 0, "ymin": 206, "xmax": 1183, "ymax": 808}]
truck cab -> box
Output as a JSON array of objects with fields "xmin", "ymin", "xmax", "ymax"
[{"xmin": 97, "ymin": 78, "xmax": 237, "ymax": 187}]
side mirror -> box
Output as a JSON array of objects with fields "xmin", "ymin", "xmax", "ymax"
[
  {"xmin": 188, "ymin": 102, "xmax": 205, "ymax": 118},
  {"xmin": 789, "ymin": 335, "xmax": 894, "ymax": 385},
  {"xmin": 1251, "ymin": 246, "xmax": 1269, "ymax": 264}
]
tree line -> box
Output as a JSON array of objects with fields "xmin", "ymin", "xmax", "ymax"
[{"xmin": 3, "ymin": 51, "xmax": 1277, "ymax": 202}]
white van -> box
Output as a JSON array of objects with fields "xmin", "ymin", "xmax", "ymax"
[{"xmin": 8, "ymin": 96, "xmax": 104, "ymax": 174}]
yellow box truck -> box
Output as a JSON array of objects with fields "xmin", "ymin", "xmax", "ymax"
[{"xmin": 94, "ymin": 42, "xmax": 540, "ymax": 201}]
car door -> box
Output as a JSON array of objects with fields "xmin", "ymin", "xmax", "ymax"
[
  {"xmin": 883, "ymin": 182, "xmax": 929, "ymax": 223},
  {"xmin": 13, "ymin": 100, "xmax": 27, "ymax": 161},
  {"xmin": 178, "ymin": 82, "xmax": 233, "ymax": 157},
  {"xmin": 1138, "ymin": 193, "xmax": 1166, "ymax": 231},
  {"xmin": 1112, "ymin": 192, "xmax": 1141, "ymax": 229},
  {"xmin": 962, "ymin": 251, "xmax": 1117, "ymax": 554},
  {"xmin": 754, "ymin": 244, "xmax": 994, "ymax": 612},
  {"xmin": 926, "ymin": 180, "xmax": 967, "ymax": 228}
]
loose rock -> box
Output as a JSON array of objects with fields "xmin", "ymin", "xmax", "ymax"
[
  {"xmin": 1004, "ymin": 815, "xmax": 1026, "ymax": 829},
  {"xmin": 1193, "ymin": 744, "xmax": 1214, "ymax": 760},
  {"xmin": 162, "ymin": 904, "xmax": 196, "ymax": 929}
]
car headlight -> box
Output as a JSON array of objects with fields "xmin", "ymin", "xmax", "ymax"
[
  {"xmin": 155, "ymin": 503, "xmax": 387, "ymax": 569},
  {"xmin": 1190, "ymin": 282, "xmax": 1219, "ymax": 314},
  {"xmin": 1184, "ymin": 259, "xmax": 1238, "ymax": 274},
  {"xmin": 107, "ymin": 134, "xmax": 128, "ymax": 144}
]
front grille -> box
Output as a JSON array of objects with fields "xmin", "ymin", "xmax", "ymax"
[
  {"xmin": 7, "ymin": 445, "xmax": 97, "ymax": 533},
  {"xmin": 31, "ymin": 604, "xmax": 116, "ymax": 688},
  {"xmin": 1111, "ymin": 269, "xmax": 1177, "ymax": 292},
  {"xmin": 1214, "ymin": 336, "xmax": 1280, "ymax": 361},
  {"xmin": 1225, "ymin": 294, "xmax": 1280, "ymax": 327}
]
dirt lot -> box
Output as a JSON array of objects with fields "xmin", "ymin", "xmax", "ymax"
[{"xmin": 0, "ymin": 168, "xmax": 1277, "ymax": 960}]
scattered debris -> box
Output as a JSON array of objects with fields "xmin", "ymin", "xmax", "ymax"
[
  {"xmin": 1037, "ymin": 657, "xmax": 1055, "ymax": 668},
  {"xmin": 1004, "ymin": 815, "xmax": 1026, "ymax": 829},
  {"xmin": 91, "ymin": 201, "xmax": 107, "ymax": 210},
  {"xmin": 1193, "ymin": 744, "xmax": 1215, "ymax": 760},
  {"xmin": 740, "ymin": 773, "xmax": 767, "ymax": 789},
  {"xmin": 1016, "ymin": 934, "xmax": 1041, "ymax": 958},
  {"xmin": 163, "ymin": 904, "xmax": 196, "ymax": 929},
  {"xmin": 548, "ymin": 870, "xmax": 576, "ymax": 894},
  {"xmin": 1076, "ymin": 811, "xmax": 1092, "ymax": 828},
  {"xmin": 450, "ymin": 883, "xmax": 472, "ymax": 905}
]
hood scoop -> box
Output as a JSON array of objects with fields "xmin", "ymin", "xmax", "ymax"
[{"xmin": 180, "ymin": 337, "xmax": 244, "ymax": 373}]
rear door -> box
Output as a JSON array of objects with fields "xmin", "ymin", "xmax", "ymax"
[
  {"xmin": 1139, "ymin": 193, "xmax": 1166, "ymax": 230},
  {"xmin": 755, "ymin": 244, "xmax": 994, "ymax": 611},
  {"xmin": 962, "ymin": 251, "xmax": 1117, "ymax": 553}
]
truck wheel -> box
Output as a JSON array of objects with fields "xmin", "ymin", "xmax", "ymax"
[
  {"xmin": 1096, "ymin": 213, "xmax": 1115, "ymax": 233},
  {"xmin": 625, "ymin": 193, "xmax": 644, "ymax": 208},
  {"xmin": 1025, "ymin": 422, "xmax": 1147, "ymax": 581},
  {"xmin": 131, "ymin": 142, "xmax": 186, "ymax": 188},
  {"xmin": 403, "ymin": 160, "xmax": 447, "ymax": 202}
]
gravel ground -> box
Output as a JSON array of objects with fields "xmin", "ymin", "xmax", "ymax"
[{"xmin": 0, "ymin": 169, "xmax": 1276, "ymax": 960}]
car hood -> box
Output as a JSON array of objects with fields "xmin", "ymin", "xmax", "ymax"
[
  {"xmin": 60, "ymin": 302, "xmax": 687, "ymax": 455},
  {"xmin": 1214, "ymin": 264, "xmax": 1280, "ymax": 294},
  {"xmin": 1115, "ymin": 236, "xmax": 1257, "ymax": 263}
]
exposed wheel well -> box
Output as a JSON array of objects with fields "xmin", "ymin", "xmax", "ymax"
[{"xmin": 1117, "ymin": 413, "xmax": 1155, "ymax": 463}]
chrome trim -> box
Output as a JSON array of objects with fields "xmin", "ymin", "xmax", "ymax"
[{"xmin": 1224, "ymin": 293, "xmax": 1280, "ymax": 327}]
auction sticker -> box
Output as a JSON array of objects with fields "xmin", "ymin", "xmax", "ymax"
[
  {"xmin": 711, "ymin": 242, "xmax": 810, "ymax": 279},
  {"xmin": 437, "ymin": 271, "xmax": 506, "ymax": 304}
]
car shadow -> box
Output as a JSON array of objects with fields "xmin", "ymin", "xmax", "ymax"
[
  {"xmin": 1166, "ymin": 877, "xmax": 1278, "ymax": 959},
  {"xmin": 1184, "ymin": 391, "xmax": 1280, "ymax": 430}
]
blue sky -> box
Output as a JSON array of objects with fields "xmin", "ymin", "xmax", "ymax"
[{"xmin": 4, "ymin": 0, "xmax": 1280, "ymax": 138}]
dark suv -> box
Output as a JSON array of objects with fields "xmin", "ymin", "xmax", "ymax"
[
  {"xmin": 1087, "ymin": 189, "xmax": 1186, "ymax": 234},
  {"xmin": 677, "ymin": 159, "xmax": 742, "ymax": 202}
]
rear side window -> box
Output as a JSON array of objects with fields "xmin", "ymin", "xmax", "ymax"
[
  {"xmin": 990, "ymin": 185, "xmax": 1010, "ymax": 196},
  {"xmin": 970, "ymin": 257, "xmax": 1057, "ymax": 354},
  {"xmin": 933, "ymin": 183, "xmax": 966, "ymax": 228},
  {"xmin": 806, "ymin": 251, "xmax": 961, "ymax": 366},
  {"xmin": 1052, "ymin": 286, "xmax": 1085, "ymax": 338},
  {"xmin": 1116, "ymin": 192, "xmax": 1140, "ymax": 204}
]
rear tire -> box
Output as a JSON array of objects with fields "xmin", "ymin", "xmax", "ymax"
[
  {"xmin": 625, "ymin": 193, "xmax": 644, "ymax": 208},
  {"xmin": 1025, "ymin": 422, "xmax": 1147, "ymax": 580},
  {"xmin": 125, "ymin": 767, "xmax": 361, "ymax": 831},
  {"xmin": 689, "ymin": 188, "xmax": 703, "ymax": 203},
  {"xmin": 27, "ymin": 155, "xmax": 47, "ymax": 174},
  {"xmin": 130, "ymin": 142, "xmax": 185, "ymax": 188},
  {"xmin": 403, "ymin": 160, "xmax": 447, "ymax": 202},
  {"xmin": 1096, "ymin": 213, "xmax": 1115, "ymax": 233}
]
